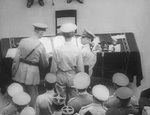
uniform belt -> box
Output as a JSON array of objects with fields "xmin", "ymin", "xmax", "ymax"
[{"xmin": 20, "ymin": 58, "xmax": 39, "ymax": 66}]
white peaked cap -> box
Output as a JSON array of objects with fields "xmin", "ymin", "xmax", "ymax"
[
  {"xmin": 33, "ymin": 23, "xmax": 48, "ymax": 29},
  {"xmin": 20, "ymin": 106, "xmax": 35, "ymax": 115},
  {"xmin": 112, "ymin": 72, "xmax": 129, "ymax": 86},
  {"xmin": 45, "ymin": 73, "xmax": 56, "ymax": 83},
  {"xmin": 60, "ymin": 23, "xmax": 77, "ymax": 33},
  {"xmin": 7, "ymin": 83, "xmax": 24, "ymax": 97},
  {"xmin": 12, "ymin": 92, "xmax": 31, "ymax": 105},
  {"xmin": 92, "ymin": 84, "xmax": 109, "ymax": 101},
  {"xmin": 74, "ymin": 72, "xmax": 91, "ymax": 89}
]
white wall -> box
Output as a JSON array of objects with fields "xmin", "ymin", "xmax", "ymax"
[{"xmin": 0, "ymin": 0, "xmax": 150, "ymax": 89}]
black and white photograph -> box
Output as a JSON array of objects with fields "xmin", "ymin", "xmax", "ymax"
[{"xmin": 0, "ymin": 0, "xmax": 150, "ymax": 115}]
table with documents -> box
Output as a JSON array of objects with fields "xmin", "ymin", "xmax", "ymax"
[{"xmin": 92, "ymin": 33, "xmax": 143, "ymax": 86}]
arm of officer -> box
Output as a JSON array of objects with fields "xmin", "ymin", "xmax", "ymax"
[
  {"xmin": 76, "ymin": 48, "xmax": 84, "ymax": 72},
  {"xmin": 35, "ymin": 97, "xmax": 40, "ymax": 115},
  {"xmin": 39, "ymin": 45, "xmax": 49, "ymax": 68},
  {"xmin": 50, "ymin": 50, "xmax": 58, "ymax": 74}
]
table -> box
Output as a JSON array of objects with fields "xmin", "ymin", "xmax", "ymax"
[{"xmin": 92, "ymin": 33, "xmax": 143, "ymax": 86}]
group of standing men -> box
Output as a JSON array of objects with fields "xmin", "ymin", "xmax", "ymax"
[
  {"xmin": 2, "ymin": 22, "xmax": 145, "ymax": 115},
  {"xmin": 11, "ymin": 22, "xmax": 97, "ymax": 109}
]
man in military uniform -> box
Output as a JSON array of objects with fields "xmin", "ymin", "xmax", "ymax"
[
  {"xmin": 51, "ymin": 23, "xmax": 84, "ymax": 102},
  {"xmin": 12, "ymin": 23, "xmax": 49, "ymax": 107},
  {"xmin": 79, "ymin": 84, "xmax": 109, "ymax": 115},
  {"xmin": 68, "ymin": 72, "xmax": 93, "ymax": 113},
  {"xmin": 2, "ymin": 92, "xmax": 31, "ymax": 115},
  {"xmin": 138, "ymin": 88, "xmax": 150, "ymax": 115},
  {"xmin": 106, "ymin": 87, "xmax": 139, "ymax": 115},
  {"xmin": 35, "ymin": 73, "xmax": 57, "ymax": 115},
  {"xmin": 105, "ymin": 72, "xmax": 138, "ymax": 108},
  {"xmin": 20, "ymin": 106, "xmax": 35, "ymax": 115},
  {"xmin": 27, "ymin": 0, "xmax": 45, "ymax": 8},
  {"xmin": 80, "ymin": 29, "xmax": 96, "ymax": 77},
  {"xmin": 2, "ymin": 83, "xmax": 24, "ymax": 108}
]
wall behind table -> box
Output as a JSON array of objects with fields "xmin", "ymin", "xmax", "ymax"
[{"xmin": 0, "ymin": 0, "xmax": 150, "ymax": 89}]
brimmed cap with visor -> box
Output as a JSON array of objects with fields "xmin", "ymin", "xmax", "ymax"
[
  {"xmin": 82, "ymin": 29, "xmax": 96, "ymax": 42},
  {"xmin": 60, "ymin": 23, "xmax": 77, "ymax": 33},
  {"xmin": 112, "ymin": 73, "xmax": 129, "ymax": 87},
  {"xmin": 12, "ymin": 92, "xmax": 31, "ymax": 106},
  {"xmin": 116, "ymin": 87, "xmax": 133, "ymax": 99},
  {"xmin": 7, "ymin": 83, "xmax": 24, "ymax": 97},
  {"xmin": 73, "ymin": 72, "xmax": 90, "ymax": 89},
  {"xmin": 33, "ymin": 23, "xmax": 48, "ymax": 31},
  {"xmin": 45, "ymin": 73, "xmax": 56, "ymax": 84},
  {"xmin": 92, "ymin": 84, "xmax": 109, "ymax": 101},
  {"xmin": 20, "ymin": 107, "xmax": 35, "ymax": 115}
]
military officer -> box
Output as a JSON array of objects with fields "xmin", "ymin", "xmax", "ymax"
[
  {"xmin": 68, "ymin": 72, "xmax": 93, "ymax": 113},
  {"xmin": 79, "ymin": 84, "xmax": 109, "ymax": 115},
  {"xmin": 106, "ymin": 87, "xmax": 139, "ymax": 115},
  {"xmin": 12, "ymin": 23, "xmax": 49, "ymax": 107},
  {"xmin": 27, "ymin": 0, "xmax": 45, "ymax": 8},
  {"xmin": 138, "ymin": 88, "xmax": 150, "ymax": 115},
  {"xmin": 2, "ymin": 92, "xmax": 31, "ymax": 115},
  {"xmin": 35, "ymin": 73, "xmax": 57, "ymax": 115},
  {"xmin": 80, "ymin": 29, "xmax": 97, "ymax": 76},
  {"xmin": 2, "ymin": 83, "xmax": 24, "ymax": 108},
  {"xmin": 50, "ymin": 23, "xmax": 84, "ymax": 102},
  {"xmin": 105, "ymin": 72, "xmax": 138, "ymax": 108}
]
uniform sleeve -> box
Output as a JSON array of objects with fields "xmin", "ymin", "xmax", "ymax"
[
  {"xmin": 79, "ymin": 108, "xmax": 86, "ymax": 115},
  {"xmin": 39, "ymin": 45, "xmax": 49, "ymax": 68},
  {"xmin": 50, "ymin": 50, "xmax": 59, "ymax": 74},
  {"xmin": 76, "ymin": 48, "xmax": 84, "ymax": 72},
  {"xmin": 35, "ymin": 97, "xmax": 40, "ymax": 115},
  {"xmin": 11, "ymin": 45, "xmax": 21, "ymax": 77},
  {"xmin": 82, "ymin": 49, "xmax": 87, "ymax": 63}
]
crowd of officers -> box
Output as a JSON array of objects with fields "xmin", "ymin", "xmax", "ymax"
[{"xmin": 1, "ymin": 22, "xmax": 150, "ymax": 115}]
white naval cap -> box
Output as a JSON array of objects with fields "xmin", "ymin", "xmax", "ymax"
[
  {"xmin": 7, "ymin": 83, "xmax": 24, "ymax": 97},
  {"xmin": 45, "ymin": 73, "xmax": 56, "ymax": 83},
  {"xmin": 112, "ymin": 72, "xmax": 129, "ymax": 86},
  {"xmin": 33, "ymin": 23, "xmax": 48, "ymax": 31},
  {"xmin": 92, "ymin": 84, "xmax": 109, "ymax": 101},
  {"xmin": 60, "ymin": 23, "xmax": 77, "ymax": 33},
  {"xmin": 20, "ymin": 106, "xmax": 35, "ymax": 115},
  {"xmin": 82, "ymin": 29, "xmax": 96, "ymax": 42},
  {"xmin": 116, "ymin": 87, "xmax": 133, "ymax": 99},
  {"xmin": 12, "ymin": 92, "xmax": 31, "ymax": 106},
  {"xmin": 73, "ymin": 72, "xmax": 90, "ymax": 89}
]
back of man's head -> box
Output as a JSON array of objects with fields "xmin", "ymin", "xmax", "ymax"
[{"xmin": 44, "ymin": 73, "xmax": 56, "ymax": 90}]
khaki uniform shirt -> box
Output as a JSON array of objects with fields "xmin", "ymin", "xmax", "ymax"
[
  {"xmin": 68, "ymin": 91, "xmax": 93, "ymax": 113},
  {"xmin": 79, "ymin": 103, "xmax": 106, "ymax": 115},
  {"xmin": 2, "ymin": 103, "xmax": 18, "ymax": 115},
  {"xmin": 82, "ymin": 44, "xmax": 96, "ymax": 76},
  {"xmin": 35, "ymin": 90, "xmax": 54, "ymax": 115},
  {"xmin": 51, "ymin": 41, "xmax": 84, "ymax": 87},
  {"xmin": 12, "ymin": 36, "xmax": 49, "ymax": 85}
]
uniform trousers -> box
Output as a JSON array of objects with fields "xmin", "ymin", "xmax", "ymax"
[{"xmin": 21, "ymin": 83, "xmax": 38, "ymax": 107}]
